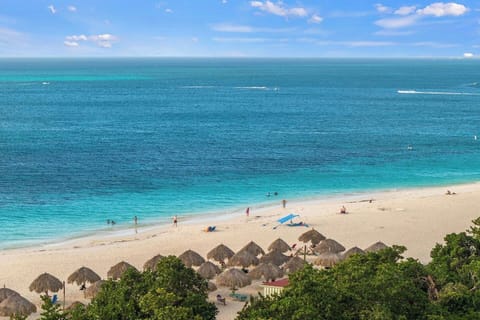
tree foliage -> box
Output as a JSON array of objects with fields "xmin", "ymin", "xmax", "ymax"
[{"xmin": 39, "ymin": 256, "xmax": 216, "ymax": 320}]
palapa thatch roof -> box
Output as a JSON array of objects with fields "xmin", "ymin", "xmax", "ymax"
[
  {"xmin": 107, "ymin": 261, "xmax": 137, "ymax": 280},
  {"xmin": 343, "ymin": 246, "xmax": 365, "ymax": 259},
  {"xmin": 216, "ymin": 268, "xmax": 251, "ymax": 289},
  {"xmin": 85, "ymin": 280, "xmax": 106, "ymax": 299},
  {"xmin": 283, "ymin": 256, "xmax": 307, "ymax": 274},
  {"xmin": 267, "ymin": 238, "xmax": 291, "ymax": 253},
  {"xmin": 314, "ymin": 252, "xmax": 343, "ymax": 268},
  {"xmin": 298, "ymin": 229, "xmax": 326, "ymax": 245},
  {"xmin": 178, "ymin": 250, "xmax": 205, "ymax": 267},
  {"xmin": 228, "ymin": 250, "xmax": 259, "ymax": 268},
  {"xmin": 207, "ymin": 281, "xmax": 217, "ymax": 292},
  {"xmin": 143, "ymin": 254, "xmax": 165, "ymax": 271},
  {"xmin": 68, "ymin": 267, "xmax": 101, "ymax": 286},
  {"xmin": 365, "ymin": 241, "xmax": 388, "ymax": 253},
  {"xmin": 0, "ymin": 288, "xmax": 19, "ymax": 303},
  {"xmin": 259, "ymin": 250, "xmax": 290, "ymax": 267},
  {"xmin": 0, "ymin": 294, "xmax": 36, "ymax": 317},
  {"xmin": 313, "ymin": 239, "xmax": 346, "ymax": 254},
  {"xmin": 197, "ymin": 261, "xmax": 221, "ymax": 279},
  {"xmin": 29, "ymin": 273, "xmax": 63, "ymax": 293},
  {"xmin": 240, "ymin": 241, "xmax": 265, "ymax": 257},
  {"xmin": 249, "ymin": 263, "xmax": 283, "ymax": 281},
  {"xmin": 207, "ymin": 244, "xmax": 235, "ymax": 262}
]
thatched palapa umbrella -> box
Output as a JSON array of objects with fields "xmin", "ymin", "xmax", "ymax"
[
  {"xmin": 207, "ymin": 244, "xmax": 235, "ymax": 262},
  {"xmin": 197, "ymin": 261, "xmax": 221, "ymax": 279},
  {"xmin": 268, "ymin": 238, "xmax": 291, "ymax": 253},
  {"xmin": 259, "ymin": 250, "xmax": 290, "ymax": 267},
  {"xmin": 249, "ymin": 263, "xmax": 283, "ymax": 281},
  {"xmin": 216, "ymin": 268, "xmax": 251, "ymax": 292},
  {"xmin": 207, "ymin": 281, "xmax": 217, "ymax": 292},
  {"xmin": 85, "ymin": 280, "xmax": 106, "ymax": 299},
  {"xmin": 0, "ymin": 294, "xmax": 36, "ymax": 317},
  {"xmin": 365, "ymin": 241, "xmax": 388, "ymax": 253},
  {"xmin": 178, "ymin": 250, "xmax": 205, "ymax": 267},
  {"xmin": 68, "ymin": 267, "xmax": 101, "ymax": 286},
  {"xmin": 343, "ymin": 246, "xmax": 365, "ymax": 259},
  {"xmin": 107, "ymin": 261, "xmax": 137, "ymax": 280},
  {"xmin": 143, "ymin": 254, "xmax": 165, "ymax": 271},
  {"xmin": 298, "ymin": 229, "xmax": 326, "ymax": 245},
  {"xmin": 240, "ymin": 241, "xmax": 265, "ymax": 257},
  {"xmin": 314, "ymin": 252, "xmax": 343, "ymax": 268},
  {"xmin": 284, "ymin": 256, "xmax": 307, "ymax": 274},
  {"xmin": 29, "ymin": 273, "xmax": 63, "ymax": 294},
  {"xmin": 313, "ymin": 239, "xmax": 346, "ymax": 254},
  {"xmin": 228, "ymin": 250, "xmax": 259, "ymax": 268},
  {"xmin": 0, "ymin": 288, "xmax": 19, "ymax": 303}
]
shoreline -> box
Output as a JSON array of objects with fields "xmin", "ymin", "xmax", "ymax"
[
  {"xmin": 2, "ymin": 180, "xmax": 480, "ymax": 319},
  {"xmin": 3, "ymin": 178, "xmax": 479, "ymax": 253}
]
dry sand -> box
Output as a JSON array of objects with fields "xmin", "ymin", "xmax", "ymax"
[{"xmin": 1, "ymin": 182, "xmax": 480, "ymax": 319}]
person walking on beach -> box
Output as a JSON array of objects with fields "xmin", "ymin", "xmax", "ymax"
[
  {"xmin": 282, "ymin": 199, "xmax": 287, "ymax": 208},
  {"xmin": 246, "ymin": 207, "xmax": 250, "ymax": 217},
  {"xmin": 173, "ymin": 215, "xmax": 178, "ymax": 227},
  {"xmin": 134, "ymin": 215, "xmax": 138, "ymax": 233}
]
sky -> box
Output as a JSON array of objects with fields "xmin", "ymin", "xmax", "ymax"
[{"xmin": 0, "ymin": 0, "xmax": 479, "ymax": 57}]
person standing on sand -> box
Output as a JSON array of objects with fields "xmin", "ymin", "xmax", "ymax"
[
  {"xmin": 282, "ymin": 199, "xmax": 287, "ymax": 208},
  {"xmin": 173, "ymin": 215, "xmax": 178, "ymax": 227},
  {"xmin": 134, "ymin": 215, "xmax": 138, "ymax": 233},
  {"xmin": 246, "ymin": 207, "xmax": 250, "ymax": 217}
]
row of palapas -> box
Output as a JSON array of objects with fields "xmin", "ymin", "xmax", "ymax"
[{"xmin": 0, "ymin": 228, "xmax": 387, "ymax": 317}]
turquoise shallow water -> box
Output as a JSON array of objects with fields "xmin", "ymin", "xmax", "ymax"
[{"xmin": 1, "ymin": 58, "xmax": 480, "ymax": 248}]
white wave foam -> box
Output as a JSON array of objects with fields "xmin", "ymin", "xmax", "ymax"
[
  {"xmin": 397, "ymin": 90, "xmax": 479, "ymax": 96},
  {"xmin": 181, "ymin": 86, "xmax": 216, "ymax": 89},
  {"xmin": 235, "ymin": 86, "xmax": 268, "ymax": 90}
]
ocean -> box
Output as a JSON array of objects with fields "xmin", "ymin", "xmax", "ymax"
[{"xmin": 1, "ymin": 58, "xmax": 480, "ymax": 248}]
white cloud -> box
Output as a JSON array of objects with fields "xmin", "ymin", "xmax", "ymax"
[
  {"xmin": 165, "ymin": 8, "xmax": 173, "ymax": 13},
  {"xmin": 213, "ymin": 24, "xmax": 254, "ymax": 32},
  {"xmin": 300, "ymin": 39, "xmax": 396, "ymax": 47},
  {"xmin": 375, "ymin": 3, "xmax": 391, "ymax": 13},
  {"xmin": 221, "ymin": 0, "xmax": 227, "ymax": 3},
  {"xmin": 410, "ymin": 41, "xmax": 458, "ymax": 48},
  {"xmin": 191, "ymin": 37, "xmax": 199, "ymax": 43},
  {"xmin": 66, "ymin": 34, "xmax": 87, "ymax": 41},
  {"xmin": 64, "ymin": 33, "xmax": 117, "ymax": 48},
  {"xmin": 67, "ymin": 5, "xmax": 77, "ymax": 12},
  {"xmin": 64, "ymin": 41, "xmax": 79, "ymax": 47},
  {"xmin": 213, "ymin": 37, "xmax": 275, "ymax": 43},
  {"xmin": 417, "ymin": 2, "xmax": 469, "ymax": 17},
  {"xmin": 309, "ymin": 14, "xmax": 323, "ymax": 24},
  {"xmin": 394, "ymin": 6, "xmax": 416, "ymax": 15},
  {"xmin": 375, "ymin": 29, "xmax": 414, "ymax": 36},
  {"xmin": 48, "ymin": 5, "xmax": 56, "ymax": 14},
  {"xmin": 375, "ymin": 15, "xmax": 419, "ymax": 28},
  {"xmin": 463, "ymin": 52, "xmax": 474, "ymax": 57},
  {"xmin": 250, "ymin": 1, "xmax": 308, "ymax": 17}
]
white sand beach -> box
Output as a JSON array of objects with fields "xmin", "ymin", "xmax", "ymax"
[{"xmin": 1, "ymin": 182, "xmax": 480, "ymax": 319}]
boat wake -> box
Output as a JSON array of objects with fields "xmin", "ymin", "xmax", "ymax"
[{"xmin": 397, "ymin": 90, "xmax": 480, "ymax": 96}]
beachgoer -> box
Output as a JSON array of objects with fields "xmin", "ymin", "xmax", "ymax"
[
  {"xmin": 282, "ymin": 199, "xmax": 287, "ymax": 208},
  {"xmin": 246, "ymin": 207, "xmax": 250, "ymax": 217},
  {"xmin": 173, "ymin": 215, "xmax": 178, "ymax": 227},
  {"xmin": 266, "ymin": 192, "xmax": 271, "ymax": 197},
  {"xmin": 80, "ymin": 284, "xmax": 86, "ymax": 291},
  {"xmin": 216, "ymin": 294, "xmax": 226, "ymax": 305},
  {"xmin": 107, "ymin": 219, "xmax": 111, "ymax": 225},
  {"xmin": 134, "ymin": 215, "xmax": 138, "ymax": 233},
  {"xmin": 274, "ymin": 192, "xmax": 278, "ymax": 196},
  {"xmin": 446, "ymin": 190, "xmax": 451, "ymax": 195},
  {"xmin": 111, "ymin": 220, "xmax": 116, "ymax": 225},
  {"xmin": 291, "ymin": 243, "xmax": 297, "ymax": 250},
  {"xmin": 340, "ymin": 206, "xmax": 347, "ymax": 214}
]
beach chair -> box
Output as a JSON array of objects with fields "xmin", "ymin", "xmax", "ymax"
[{"xmin": 229, "ymin": 292, "xmax": 249, "ymax": 302}]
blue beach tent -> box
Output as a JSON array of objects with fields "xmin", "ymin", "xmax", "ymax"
[{"xmin": 274, "ymin": 213, "xmax": 306, "ymax": 229}]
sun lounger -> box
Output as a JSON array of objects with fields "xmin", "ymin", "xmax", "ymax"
[{"xmin": 229, "ymin": 292, "xmax": 249, "ymax": 302}]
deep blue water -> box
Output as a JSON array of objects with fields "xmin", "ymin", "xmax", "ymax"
[{"xmin": 1, "ymin": 58, "xmax": 480, "ymax": 248}]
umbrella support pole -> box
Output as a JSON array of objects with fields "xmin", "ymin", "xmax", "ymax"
[{"xmin": 63, "ymin": 281, "xmax": 65, "ymax": 311}]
